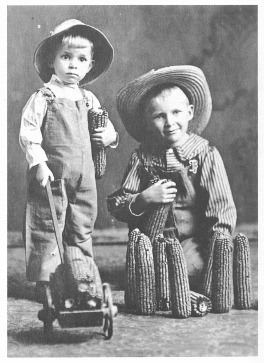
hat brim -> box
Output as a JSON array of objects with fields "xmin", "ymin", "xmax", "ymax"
[
  {"xmin": 116, "ymin": 65, "xmax": 212, "ymax": 142},
  {"xmin": 34, "ymin": 24, "xmax": 113, "ymax": 85}
]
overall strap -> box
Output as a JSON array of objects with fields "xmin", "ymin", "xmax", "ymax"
[
  {"xmin": 37, "ymin": 87, "xmax": 56, "ymax": 104},
  {"xmin": 79, "ymin": 87, "xmax": 90, "ymax": 107},
  {"xmin": 137, "ymin": 146, "xmax": 154, "ymax": 170},
  {"xmin": 38, "ymin": 87, "xmax": 56, "ymax": 134}
]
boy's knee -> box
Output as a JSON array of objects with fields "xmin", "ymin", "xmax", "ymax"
[{"xmin": 181, "ymin": 237, "xmax": 204, "ymax": 276}]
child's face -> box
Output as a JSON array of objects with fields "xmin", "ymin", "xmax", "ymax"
[
  {"xmin": 51, "ymin": 44, "xmax": 94, "ymax": 85},
  {"xmin": 144, "ymin": 87, "xmax": 194, "ymax": 148}
]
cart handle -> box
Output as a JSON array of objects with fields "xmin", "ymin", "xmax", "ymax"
[{"xmin": 46, "ymin": 179, "xmax": 64, "ymax": 264}]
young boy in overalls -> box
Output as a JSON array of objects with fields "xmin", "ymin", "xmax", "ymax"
[
  {"xmin": 20, "ymin": 19, "xmax": 118, "ymax": 310},
  {"xmin": 107, "ymin": 65, "xmax": 249, "ymax": 315}
]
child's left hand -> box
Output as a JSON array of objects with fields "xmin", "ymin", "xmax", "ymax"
[{"xmin": 90, "ymin": 121, "xmax": 117, "ymax": 148}]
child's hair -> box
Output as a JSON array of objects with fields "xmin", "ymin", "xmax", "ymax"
[
  {"xmin": 62, "ymin": 34, "xmax": 94, "ymax": 56},
  {"xmin": 47, "ymin": 32, "xmax": 94, "ymax": 68},
  {"xmin": 139, "ymin": 83, "xmax": 193, "ymax": 120}
]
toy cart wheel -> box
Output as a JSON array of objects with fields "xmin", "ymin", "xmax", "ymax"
[
  {"xmin": 102, "ymin": 283, "xmax": 114, "ymax": 339},
  {"xmin": 44, "ymin": 321, "xmax": 53, "ymax": 343},
  {"xmin": 38, "ymin": 307, "xmax": 55, "ymax": 343}
]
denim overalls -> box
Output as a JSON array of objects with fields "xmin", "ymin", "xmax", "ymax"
[{"xmin": 24, "ymin": 88, "xmax": 97, "ymax": 282}]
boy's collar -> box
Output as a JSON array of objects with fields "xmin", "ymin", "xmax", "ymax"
[
  {"xmin": 45, "ymin": 74, "xmax": 80, "ymax": 90},
  {"xmin": 142, "ymin": 133, "xmax": 208, "ymax": 162},
  {"xmin": 174, "ymin": 133, "xmax": 209, "ymax": 161}
]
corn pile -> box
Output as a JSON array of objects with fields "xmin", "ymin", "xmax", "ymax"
[
  {"xmin": 142, "ymin": 172, "xmax": 171, "ymax": 243},
  {"xmin": 233, "ymin": 233, "xmax": 252, "ymax": 309},
  {"xmin": 88, "ymin": 108, "xmax": 108, "ymax": 179},
  {"xmin": 166, "ymin": 238, "xmax": 191, "ymax": 318},
  {"xmin": 153, "ymin": 234, "xmax": 170, "ymax": 310},
  {"xmin": 211, "ymin": 235, "xmax": 233, "ymax": 313},
  {"xmin": 126, "ymin": 229, "xmax": 214, "ymax": 317},
  {"xmin": 125, "ymin": 229, "xmax": 156, "ymax": 315},
  {"xmin": 63, "ymin": 246, "xmax": 103, "ymax": 310}
]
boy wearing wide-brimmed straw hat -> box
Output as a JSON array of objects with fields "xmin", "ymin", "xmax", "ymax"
[
  {"xmin": 20, "ymin": 19, "xmax": 118, "ymax": 313},
  {"xmin": 107, "ymin": 65, "xmax": 240, "ymax": 315}
]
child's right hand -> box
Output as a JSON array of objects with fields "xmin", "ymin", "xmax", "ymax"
[
  {"xmin": 130, "ymin": 180, "xmax": 177, "ymax": 215},
  {"xmin": 141, "ymin": 180, "xmax": 177, "ymax": 205},
  {"xmin": 35, "ymin": 162, "xmax": 54, "ymax": 187}
]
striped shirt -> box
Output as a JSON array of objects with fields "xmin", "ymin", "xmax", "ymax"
[{"xmin": 107, "ymin": 133, "xmax": 237, "ymax": 236}]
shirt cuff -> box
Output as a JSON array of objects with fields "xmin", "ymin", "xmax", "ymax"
[
  {"xmin": 27, "ymin": 145, "xmax": 49, "ymax": 169},
  {"xmin": 128, "ymin": 194, "xmax": 145, "ymax": 216},
  {"xmin": 210, "ymin": 226, "xmax": 232, "ymax": 238},
  {"xmin": 28, "ymin": 156, "xmax": 49, "ymax": 169},
  {"xmin": 108, "ymin": 132, "xmax": 119, "ymax": 149}
]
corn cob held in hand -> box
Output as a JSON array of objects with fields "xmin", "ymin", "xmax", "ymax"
[
  {"xmin": 88, "ymin": 108, "xmax": 108, "ymax": 179},
  {"xmin": 142, "ymin": 172, "xmax": 172, "ymax": 244},
  {"xmin": 233, "ymin": 233, "xmax": 252, "ymax": 309},
  {"xmin": 135, "ymin": 232, "xmax": 156, "ymax": 315},
  {"xmin": 153, "ymin": 234, "xmax": 170, "ymax": 311},
  {"xmin": 211, "ymin": 235, "xmax": 233, "ymax": 313},
  {"xmin": 166, "ymin": 238, "xmax": 191, "ymax": 318},
  {"xmin": 125, "ymin": 228, "xmax": 141, "ymax": 311}
]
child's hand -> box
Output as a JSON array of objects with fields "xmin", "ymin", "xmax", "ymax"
[
  {"xmin": 131, "ymin": 180, "xmax": 177, "ymax": 215},
  {"xmin": 90, "ymin": 121, "xmax": 117, "ymax": 148},
  {"xmin": 36, "ymin": 162, "xmax": 54, "ymax": 187},
  {"xmin": 142, "ymin": 180, "xmax": 177, "ymax": 205}
]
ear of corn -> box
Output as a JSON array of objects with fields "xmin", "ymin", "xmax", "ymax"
[
  {"xmin": 233, "ymin": 233, "xmax": 252, "ymax": 309},
  {"xmin": 88, "ymin": 108, "xmax": 108, "ymax": 179},
  {"xmin": 211, "ymin": 235, "xmax": 233, "ymax": 313},
  {"xmin": 190, "ymin": 291, "xmax": 212, "ymax": 317},
  {"xmin": 63, "ymin": 246, "xmax": 102, "ymax": 310},
  {"xmin": 135, "ymin": 233, "xmax": 156, "ymax": 315},
  {"xmin": 142, "ymin": 171, "xmax": 172, "ymax": 243},
  {"xmin": 125, "ymin": 229, "xmax": 156, "ymax": 315},
  {"xmin": 143, "ymin": 204, "xmax": 171, "ymax": 244},
  {"xmin": 201, "ymin": 231, "xmax": 222, "ymax": 299},
  {"xmin": 166, "ymin": 238, "xmax": 191, "ymax": 318},
  {"xmin": 125, "ymin": 228, "xmax": 141, "ymax": 311},
  {"xmin": 153, "ymin": 234, "xmax": 170, "ymax": 311},
  {"xmin": 84, "ymin": 255, "xmax": 103, "ymax": 301}
]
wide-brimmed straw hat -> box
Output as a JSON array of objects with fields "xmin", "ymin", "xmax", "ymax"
[
  {"xmin": 116, "ymin": 65, "xmax": 212, "ymax": 142},
  {"xmin": 34, "ymin": 19, "xmax": 114, "ymax": 85}
]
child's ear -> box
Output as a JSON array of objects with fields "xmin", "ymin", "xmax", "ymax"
[
  {"xmin": 88, "ymin": 60, "xmax": 95, "ymax": 71},
  {"xmin": 48, "ymin": 60, "xmax": 54, "ymax": 69},
  {"xmin": 188, "ymin": 104, "xmax": 194, "ymax": 121}
]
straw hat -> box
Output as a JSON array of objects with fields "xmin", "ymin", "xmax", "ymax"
[
  {"xmin": 116, "ymin": 65, "xmax": 212, "ymax": 142},
  {"xmin": 34, "ymin": 19, "xmax": 114, "ymax": 85}
]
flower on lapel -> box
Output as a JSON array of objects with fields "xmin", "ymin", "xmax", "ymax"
[{"xmin": 189, "ymin": 159, "xmax": 198, "ymax": 174}]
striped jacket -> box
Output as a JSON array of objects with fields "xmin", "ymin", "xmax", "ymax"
[{"xmin": 107, "ymin": 133, "xmax": 237, "ymax": 237}]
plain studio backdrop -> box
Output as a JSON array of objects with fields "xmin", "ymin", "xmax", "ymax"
[{"xmin": 7, "ymin": 5, "xmax": 257, "ymax": 234}]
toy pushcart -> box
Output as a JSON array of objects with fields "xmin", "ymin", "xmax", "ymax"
[{"xmin": 37, "ymin": 180, "xmax": 118, "ymax": 341}]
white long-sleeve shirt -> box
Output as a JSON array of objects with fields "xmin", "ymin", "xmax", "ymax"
[{"xmin": 20, "ymin": 74, "xmax": 112, "ymax": 168}]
